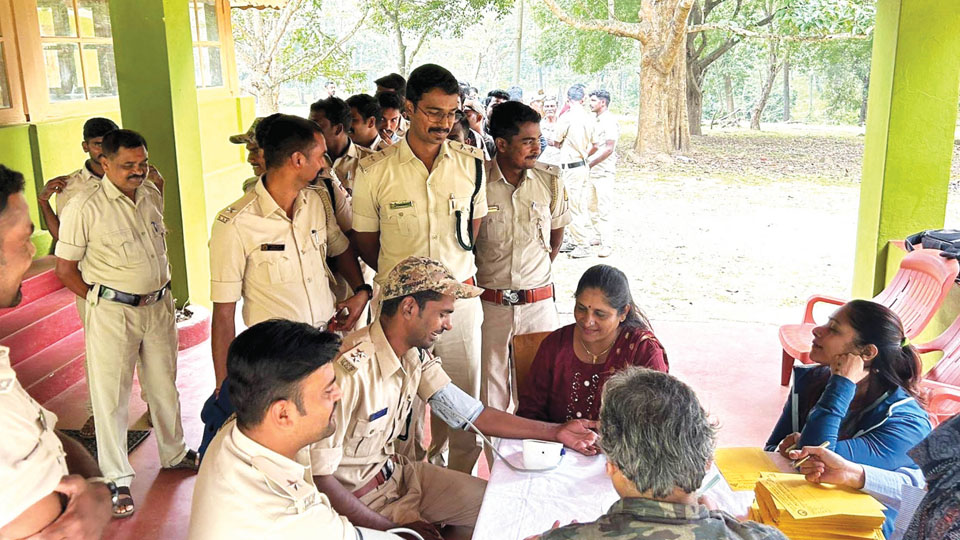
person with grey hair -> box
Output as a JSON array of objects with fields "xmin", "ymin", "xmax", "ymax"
[{"xmin": 529, "ymin": 367, "xmax": 788, "ymax": 540}]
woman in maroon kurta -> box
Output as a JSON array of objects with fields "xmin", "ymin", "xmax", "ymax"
[{"xmin": 517, "ymin": 265, "xmax": 668, "ymax": 423}]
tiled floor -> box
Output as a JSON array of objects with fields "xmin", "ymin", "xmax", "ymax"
[{"xmin": 71, "ymin": 318, "xmax": 789, "ymax": 539}]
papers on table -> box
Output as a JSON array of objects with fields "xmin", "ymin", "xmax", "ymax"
[
  {"xmin": 714, "ymin": 447, "xmax": 780, "ymax": 491},
  {"xmin": 751, "ymin": 472, "xmax": 887, "ymax": 540}
]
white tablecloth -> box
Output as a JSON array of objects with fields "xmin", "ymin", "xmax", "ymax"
[{"xmin": 473, "ymin": 440, "xmax": 794, "ymax": 540}]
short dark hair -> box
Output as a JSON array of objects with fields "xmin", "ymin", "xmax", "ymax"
[
  {"xmin": 83, "ymin": 117, "xmax": 119, "ymax": 140},
  {"xmin": 346, "ymin": 94, "xmax": 381, "ymax": 122},
  {"xmin": 0, "ymin": 165, "xmax": 25, "ymax": 215},
  {"xmin": 376, "ymin": 91, "xmax": 404, "ymax": 112},
  {"xmin": 227, "ymin": 319, "xmax": 341, "ymax": 429},
  {"xmin": 567, "ymin": 85, "xmax": 585, "ymax": 101},
  {"xmin": 375, "ymin": 73, "xmax": 406, "ymax": 97},
  {"xmin": 406, "ymin": 64, "xmax": 459, "ymax": 106},
  {"xmin": 101, "ymin": 129, "xmax": 148, "ymax": 158},
  {"xmin": 258, "ymin": 113, "xmax": 322, "ymax": 169},
  {"xmin": 380, "ymin": 290, "xmax": 445, "ymax": 318},
  {"xmin": 488, "ymin": 89, "xmax": 510, "ymax": 101},
  {"xmin": 590, "ymin": 89, "xmax": 611, "ymax": 107},
  {"xmin": 488, "ymin": 101, "xmax": 540, "ymax": 141},
  {"xmin": 310, "ymin": 97, "xmax": 352, "ymax": 130}
]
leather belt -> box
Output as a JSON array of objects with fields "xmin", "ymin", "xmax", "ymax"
[
  {"xmin": 352, "ymin": 456, "xmax": 398, "ymax": 499},
  {"xmin": 98, "ymin": 282, "xmax": 170, "ymax": 307},
  {"xmin": 480, "ymin": 284, "xmax": 554, "ymax": 306},
  {"xmin": 463, "ymin": 276, "xmax": 476, "ymax": 286},
  {"xmin": 559, "ymin": 160, "xmax": 586, "ymax": 169}
]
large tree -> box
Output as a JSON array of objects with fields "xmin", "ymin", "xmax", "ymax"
[
  {"xmin": 366, "ymin": 0, "xmax": 512, "ymax": 77},
  {"xmin": 232, "ymin": 0, "xmax": 367, "ymax": 113},
  {"xmin": 541, "ymin": 0, "xmax": 695, "ymax": 156}
]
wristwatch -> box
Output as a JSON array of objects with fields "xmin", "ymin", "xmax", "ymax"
[
  {"xmin": 87, "ymin": 477, "xmax": 120, "ymax": 507},
  {"xmin": 354, "ymin": 284, "xmax": 373, "ymax": 298}
]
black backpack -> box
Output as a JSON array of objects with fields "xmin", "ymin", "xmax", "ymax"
[{"xmin": 905, "ymin": 229, "xmax": 960, "ymax": 282}]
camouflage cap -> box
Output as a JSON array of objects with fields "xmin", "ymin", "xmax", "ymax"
[
  {"xmin": 463, "ymin": 99, "xmax": 485, "ymax": 117},
  {"xmin": 380, "ymin": 256, "xmax": 483, "ymax": 301},
  {"xmin": 229, "ymin": 117, "xmax": 264, "ymax": 145}
]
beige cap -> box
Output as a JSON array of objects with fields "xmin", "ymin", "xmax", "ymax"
[
  {"xmin": 380, "ymin": 256, "xmax": 483, "ymax": 301},
  {"xmin": 463, "ymin": 99, "xmax": 485, "ymax": 117}
]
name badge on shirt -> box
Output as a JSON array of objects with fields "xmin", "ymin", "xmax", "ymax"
[
  {"xmin": 389, "ymin": 201, "xmax": 413, "ymax": 209},
  {"xmin": 260, "ymin": 243, "xmax": 285, "ymax": 251},
  {"xmin": 487, "ymin": 205, "xmax": 500, "ymax": 213},
  {"xmin": 369, "ymin": 408, "xmax": 388, "ymax": 421}
]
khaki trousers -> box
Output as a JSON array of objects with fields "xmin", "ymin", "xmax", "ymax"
[
  {"xmin": 361, "ymin": 456, "xmax": 486, "ymax": 527},
  {"xmin": 84, "ymin": 292, "xmax": 187, "ymax": 487},
  {"xmin": 562, "ymin": 167, "xmax": 591, "ymax": 245},
  {"xmin": 479, "ymin": 298, "xmax": 560, "ymax": 413},
  {"xmin": 584, "ymin": 168, "xmax": 615, "ymax": 245},
  {"xmin": 427, "ymin": 296, "xmax": 483, "ymax": 473}
]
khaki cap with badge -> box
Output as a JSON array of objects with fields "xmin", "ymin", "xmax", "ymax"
[
  {"xmin": 380, "ymin": 256, "xmax": 483, "ymax": 301},
  {"xmin": 229, "ymin": 117, "xmax": 264, "ymax": 145}
]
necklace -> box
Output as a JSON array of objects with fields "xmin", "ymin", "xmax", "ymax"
[{"xmin": 577, "ymin": 335, "xmax": 614, "ymax": 364}]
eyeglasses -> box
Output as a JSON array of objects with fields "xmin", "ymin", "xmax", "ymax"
[{"xmin": 415, "ymin": 104, "xmax": 459, "ymax": 124}]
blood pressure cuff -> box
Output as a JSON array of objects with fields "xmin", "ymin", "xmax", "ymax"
[{"xmin": 428, "ymin": 382, "xmax": 484, "ymax": 429}]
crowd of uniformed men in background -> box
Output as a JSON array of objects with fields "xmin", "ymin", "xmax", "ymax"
[{"xmin": 0, "ymin": 63, "xmax": 620, "ymax": 539}]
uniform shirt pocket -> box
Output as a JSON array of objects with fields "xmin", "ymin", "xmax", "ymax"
[
  {"xmin": 528, "ymin": 202, "xmax": 552, "ymax": 251},
  {"xmin": 384, "ymin": 203, "xmax": 419, "ymax": 237},
  {"xmin": 248, "ymin": 250, "xmax": 297, "ymax": 284},
  {"xmin": 346, "ymin": 414, "xmax": 389, "ymax": 457},
  {"xmin": 101, "ymin": 228, "xmax": 145, "ymax": 266}
]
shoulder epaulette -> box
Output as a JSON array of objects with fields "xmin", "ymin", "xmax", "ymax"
[
  {"xmin": 215, "ymin": 189, "xmax": 258, "ymax": 225},
  {"xmin": 70, "ymin": 181, "xmax": 103, "ymax": 209},
  {"xmin": 447, "ymin": 140, "xmax": 484, "ymax": 160},
  {"xmin": 335, "ymin": 339, "xmax": 376, "ymax": 376},
  {"xmin": 358, "ymin": 144, "xmax": 399, "ymax": 172},
  {"xmin": 533, "ymin": 161, "xmax": 560, "ymax": 176},
  {"xmin": 355, "ymin": 144, "xmax": 375, "ymax": 157}
]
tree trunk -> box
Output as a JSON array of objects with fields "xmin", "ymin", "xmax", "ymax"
[
  {"xmin": 389, "ymin": 10, "xmax": 407, "ymax": 76},
  {"xmin": 858, "ymin": 73, "xmax": 869, "ymax": 126},
  {"xmin": 782, "ymin": 56, "xmax": 790, "ymax": 122},
  {"xmin": 514, "ymin": 0, "xmax": 523, "ymax": 84},
  {"xmin": 687, "ymin": 67, "xmax": 703, "ymax": 136},
  {"xmin": 750, "ymin": 42, "xmax": 781, "ymax": 130},
  {"xmin": 808, "ymin": 74, "xmax": 815, "ymax": 118},
  {"xmin": 724, "ymin": 75, "xmax": 734, "ymax": 113},
  {"xmin": 637, "ymin": 53, "xmax": 690, "ymax": 155}
]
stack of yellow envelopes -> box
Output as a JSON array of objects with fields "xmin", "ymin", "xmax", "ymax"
[
  {"xmin": 715, "ymin": 447, "xmax": 781, "ymax": 491},
  {"xmin": 752, "ymin": 473, "xmax": 886, "ymax": 540}
]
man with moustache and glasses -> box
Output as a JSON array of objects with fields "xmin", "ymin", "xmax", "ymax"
[
  {"xmin": 351, "ymin": 64, "xmax": 488, "ymax": 474},
  {"xmin": 475, "ymin": 101, "xmax": 569, "ymax": 423},
  {"xmin": 55, "ymin": 129, "xmax": 199, "ymax": 517}
]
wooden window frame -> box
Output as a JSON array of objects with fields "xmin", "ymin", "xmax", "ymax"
[{"xmin": 0, "ymin": 0, "xmax": 27, "ymax": 124}]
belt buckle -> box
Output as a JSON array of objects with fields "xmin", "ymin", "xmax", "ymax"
[
  {"xmin": 502, "ymin": 289, "xmax": 520, "ymax": 305},
  {"xmin": 101, "ymin": 287, "xmax": 116, "ymax": 301},
  {"xmin": 383, "ymin": 458, "xmax": 395, "ymax": 480}
]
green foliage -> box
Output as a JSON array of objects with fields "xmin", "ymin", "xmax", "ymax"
[{"xmin": 531, "ymin": 0, "xmax": 638, "ymax": 74}]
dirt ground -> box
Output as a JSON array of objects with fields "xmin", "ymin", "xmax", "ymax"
[{"xmin": 550, "ymin": 121, "xmax": 960, "ymax": 327}]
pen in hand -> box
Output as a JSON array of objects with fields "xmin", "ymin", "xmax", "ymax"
[{"xmin": 792, "ymin": 441, "xmax": 830, "ymax": 469}]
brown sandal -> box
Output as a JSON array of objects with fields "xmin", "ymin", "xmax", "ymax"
[
  {"xmin": 79, "ymin": 415, "xmax": 96, "ymax": 439},
  {"xmin": 113, "ymin": 486, "xmax": 135, "ymax": 518}
]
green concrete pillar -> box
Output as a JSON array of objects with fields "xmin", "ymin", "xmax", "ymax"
[
  {"xmin": 108, "ymin": 0, "xmax": 208, "ymax": 307},
  {"xmin": 852, "ymin": 0, "xmax": 960, "ymax": 297}
]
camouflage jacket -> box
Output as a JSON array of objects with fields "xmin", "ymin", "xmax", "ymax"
[{"xmin": 541, "ymin": 498, "xmax": 788, "ymax": 540}]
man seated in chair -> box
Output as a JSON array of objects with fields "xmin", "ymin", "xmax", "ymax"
[
  {"xmin": 528, "ymin": 367, "xmax": 787, "ymax": 540},
  {"xmin": 310, "ymin": 256, "xmax": 600, "ymax": 540}
]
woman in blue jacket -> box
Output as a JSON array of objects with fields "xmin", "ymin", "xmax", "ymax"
[{"xmin": 765, "ymin": 299, "xmax": 932, "ymax": 471}]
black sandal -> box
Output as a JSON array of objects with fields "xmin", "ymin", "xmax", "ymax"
[{"xmin": 113, "ymin": 486, "xmax": 135, "ymax": 518}]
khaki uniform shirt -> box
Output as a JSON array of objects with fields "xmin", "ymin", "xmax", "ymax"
[
  {"xmin": 209, "ymin": 177, "xmax": 349, "ymax": 327},
  {"xmin": 592, "ymin": 110, "xmax": 620, "ymax": 175},
  {"xmin": 333, "ymin": 140, "xmax": 373, "ymax": 195},
  {"xmin": 554, "ymin": 105, "xmax": 594, "ymax": 163},
  {"xmin": 55, "ymin": 162, "xmax": 100, "ymax": 214},
  {"xmin": 188, "ymin": 419, "xmax": 356, "ymax": 540},
  {"xmin": 0, "ymin": 346, "xmax": 68, "ymax": 528},
  {"xmin": 476, "ymin": 160, "xmax": 570, "ymax": 290},
  {"xmin": 55, "ymin": 178, "xmax": 170, "ymax": 294},
  {"xmin": 244, "ymin": 175, "xmax": 352, "ymax": 234},
  {"xmin": 310, "ymin": 320, "xmax": 451, "ymax": 491},
  {"xmin": 358, "ymin": 135, "xmax": 391, "ymax": 153},
  {"xmin": 352, "ymin": 138, "xmax": 487, "ymax": 285}
]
